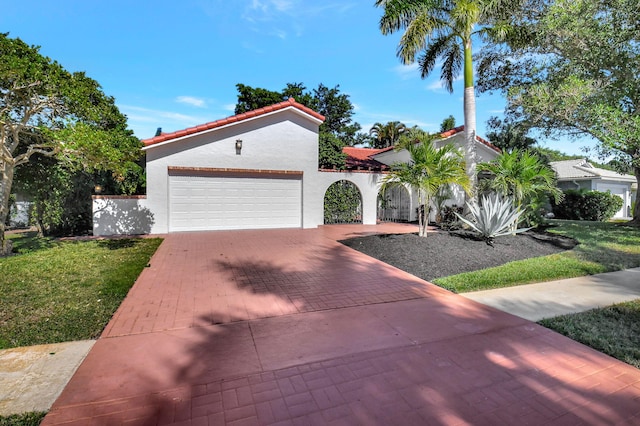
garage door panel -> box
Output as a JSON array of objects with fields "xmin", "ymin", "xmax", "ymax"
[{"xmin": 169, "ymin": 174, "xmax": 302, "ymax": 231}]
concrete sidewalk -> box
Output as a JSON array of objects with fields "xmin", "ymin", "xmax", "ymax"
[{"xmin": 461, "ymin": 268, "xmax": 640, "ymax": 321}]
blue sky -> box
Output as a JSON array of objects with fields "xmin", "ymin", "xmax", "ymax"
[{"xmin": 2, "ymin": 0, "xmax": 594, "ymax": 155}]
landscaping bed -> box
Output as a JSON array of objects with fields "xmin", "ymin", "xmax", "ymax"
[{"xmin": 342, "ymin": 229, "xmax": 576, "ymax": 283}]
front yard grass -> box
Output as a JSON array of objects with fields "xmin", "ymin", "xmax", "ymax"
[
  {"xmin": 433, "ymin": 220, "xmax": 640, "ymax": 293},
  {"xmin": 0, "ymin": 233, "xmax": 162, "ymax": 349},
  {"xmin": 540, "ymin": 300, "xmax": 640, "ymax": 369},
  {"xmin": 0, "ymin": 412, "xmax": 47, "ymax": 426}
]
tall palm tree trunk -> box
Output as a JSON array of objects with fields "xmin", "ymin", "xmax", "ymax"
[{"xmin": 463, "ymin": 38, "xmax": 477, "ymax": 204}]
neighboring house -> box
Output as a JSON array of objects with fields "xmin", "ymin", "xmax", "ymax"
[
  {"xmin": 93, "ymin": 100, "xmax": 500, "ymax": 235},
  {"xmin": 551, "ymin": 158, "xmax": 637, "ymax": 219}
]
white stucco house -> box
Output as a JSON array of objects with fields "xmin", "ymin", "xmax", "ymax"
[
  {"xmin": 550, "ymin": 158, "xmax": 637, "ymax": 219},
  {"xmin": 93, "ymin": 99, "xmax": 500, "ymax": 235}
]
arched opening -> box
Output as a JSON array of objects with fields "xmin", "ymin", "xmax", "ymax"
[
  {"xmin": 323, "ymin": 180, "xmax": 363, "ymax": 224},
  {"xmin": 377, "ymin": 185, "xmax": 410, "ymax": 222}
]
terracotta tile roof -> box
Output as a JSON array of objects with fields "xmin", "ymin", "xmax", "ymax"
[
  {"xmin": 374, "ymin": 126, "xmax": 501, "ymax": 155},
  {"xmin": 142, "ymin": 98, "xmax": 325, "ymax": 147},
  {"xmin": 342, "ymin": 147, "xmax": 389, "ymax": 171},
  {"xmin": 439, "ymin": 125, "xmax": 501, "ymax": 153}
]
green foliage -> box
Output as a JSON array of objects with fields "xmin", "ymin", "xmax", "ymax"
[
  {"xmin": 234, "ymin": 82, "xmax": 361, "ymax": 146},
  {"xmin": 533, "ymin": 147, "xmax": 584, "ymax": 164},
  {"xmin": 485, "ymin": 116, "xmax": 537, "ymax": 152},
  {"xmin": 552, "ymin": 189, "xmax": 624, "ymax": 222},
  {"xmin": 382, "ymin": 136, "xmax": 470, "ymax": 236},
  {"xmin": 313, "ymin": 84, "xmax": 362, "ymax": 145},
  {"xmin": 440, "ymin": 115, "xmax": 457, "ymax": 132},
  {"xmin": 323, "ymin": 180, "xmax": 361, "ymax": 224},
  {"xmin": 477, "ymin": 0, "xmax": 640, "ymax": 222},
  {"xmin": 455, "ymin": 193, "xmax": 528, "ymax": 244},
  {"xmin": 0, "ymin": 411, "xmax": 47, "ymax": 426},
  {"xmin": 5, "ymin": 194, "xmax": 15, "ymax": 226},
  {"xmin": 439, "ymin": 205, "xmax": 464, "ymax": 230},
  {"xmin": 478, "ymin": 149, "xmax": 563, "ymax": 226},
  {"xmin": 318, "ymin": 133, "xmax": 347, "ymax": 170},
  {"xmin": 0, "ymin": 234, "xmax": 162, "ymax": 348},
  {"xmin": 540, "ymin": 299, "xmax": 640, "ymax": 369},
  {"xmin": 369, "ymin": 121, "xmax": 407, "ymax": 148},
  {"xmin": 0, "ymin": 34, "xmax": 142, "ymax": 247}
]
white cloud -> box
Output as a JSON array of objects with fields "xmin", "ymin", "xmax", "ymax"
[
  {"xmin": 223, "ymin": 103, "xmax": 237, "ymax": 112},
  {"xmin": 393, "ymin": 63, "xmax": 420, "ymax": 80},
  {"xmin": 120, "ymin": 104, "xmax": 213, "ymax": 138},
  {"xmin": 176, "ymin": 96, "xmax": 207, "ymax": 108},
  {"xmin": 426, "ymin": 75, "xmax": 463, "ymax": 92},
  {"xmin": 240, "ymin": 1, "xmax": 355, "ymax": 38}
]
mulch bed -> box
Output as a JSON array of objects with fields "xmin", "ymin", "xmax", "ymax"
[{"xmin": 340, "ymin": 229, "xmax": 578, "ymax": 282}]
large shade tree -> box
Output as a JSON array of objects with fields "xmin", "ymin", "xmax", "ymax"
[
  {"xmin": 381, "ymin": 134, "xmax": 471, "ymax": 237},
  {"xmin": 477, "ymin": 0, "xmax": 640, "ymax": 223},
  {"xmin": 375, "ymin": 0, "xmax": 522, "ymax": 198},
  {"xmin": 0, "ymin": 34, "xmax": 142, "ymax": 253}
]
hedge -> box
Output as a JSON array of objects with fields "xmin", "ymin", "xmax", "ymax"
[{"xmin": 552, "ymin": 189, "xmax": 624, "ymax": 221}]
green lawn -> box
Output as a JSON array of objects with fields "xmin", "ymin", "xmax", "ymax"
[
  {"xmin": 0, "ymin": 412, "xmax": 47, "ymax": 426},
  {"xmin": 433, "ymin": 220, "xmax": 640, "ymax": 293},
  {"xmin": 0, "ymin": 233, "xmax": 162, "ymax": 349},
  {"xmin": 540, "ymin": 300, "xmax": 640, "ymax": 369}
]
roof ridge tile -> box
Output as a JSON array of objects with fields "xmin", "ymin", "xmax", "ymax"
[{"xmin": 142, "ymin": 97, "xmax": 325, "ymax": 147}]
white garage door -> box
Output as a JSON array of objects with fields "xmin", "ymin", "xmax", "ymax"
[
  {"xmin": 169, "ymin": 173, "xmax": 302, "ymax": 231},
  {"xmin": 595, "ymin": 183, "xmax": 626, "ymax": 218}
]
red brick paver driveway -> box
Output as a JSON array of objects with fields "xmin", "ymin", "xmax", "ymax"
[{"xmin": 44, "ymin": 225, "xmax": 640, "ymax": 425}]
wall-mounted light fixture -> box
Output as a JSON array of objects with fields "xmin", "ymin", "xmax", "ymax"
[
  {"xmin": 235, "ymin": 139, "xmax": 243, "ymax": 155},
  {"xmin": 94, "ymin": 185, "xmax": 103, "ymax": 194}
]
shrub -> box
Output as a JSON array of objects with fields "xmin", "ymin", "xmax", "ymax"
[
  {"xmin": 552, "ymin": 189, "xmax": 624, "ymax": 221},
  {"xmin": 439, "ymin": 205, "xmax": 463, "ymax": 230},
  {"xmin": 324, "ymin": 180, "xmax": 362, "ymax": 224},
  {"xmin": 455, "ymin": 193, "xmax": 528, "ymax": 245}
]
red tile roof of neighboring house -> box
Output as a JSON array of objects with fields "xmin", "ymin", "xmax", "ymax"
[
  {"xmin": 342, "ymin": 147, "xmax": 390, "ymax": 171},
  {"xmin": 142, "ymin": 98, "xmax": 325, "ymax": 147},
  {"xmin": 439, "ymin": 125, "xmax": 501, "ymax": 153},
  {"xmin": 373, "ymin": 125, "xmax": 501, "ymax": 155}
]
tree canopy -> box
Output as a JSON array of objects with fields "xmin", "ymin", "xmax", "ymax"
[
  {"xmin": 369, "ymin": 121, "xmax": 407, "ymax": 149},
  {"xmin": 477, "ymin": 0, "xmax": 640, "ymax": 222},
  {"xmin": 485, "ymin": 116, "xmax": 537, "ymax": 153},
  {"xmin": 0, "ymin": 34, "xmax": 142, "ymax": 251},
  {"xmin": 440, "ymin": 115, "xmax": 457, "ymax": 133}
]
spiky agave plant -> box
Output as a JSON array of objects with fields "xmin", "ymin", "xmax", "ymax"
[{"xmin": 455, "ymin": 193, "xmax": 529, "ymax": 245}]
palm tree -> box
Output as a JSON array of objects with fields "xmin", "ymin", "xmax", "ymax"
[
  {"xmin": 376, "ymin": 0, "xmax": 519, "ymax": 199},
  {"xmin": 478, "ymin": 149, "xmax": 563, "ymax": 227},
  {"xmin": 369, "ymin": 121, "xmax": 407, "ymax": 148},
  {"xmin": 381, "ymin": 136, "xmax": 471, "ymax": 237}
]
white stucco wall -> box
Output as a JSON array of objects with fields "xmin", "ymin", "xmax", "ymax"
[
  {"xmin": 93, "ymin": 196, "xmax": 153, "ymax": 236},
  {"xmin": 144, "ymin": 109, "xmax": 321, "ymax": 234},
  {"xmin": 315, "ymin": 171, "xmax": 387, "ymax": 225}
]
